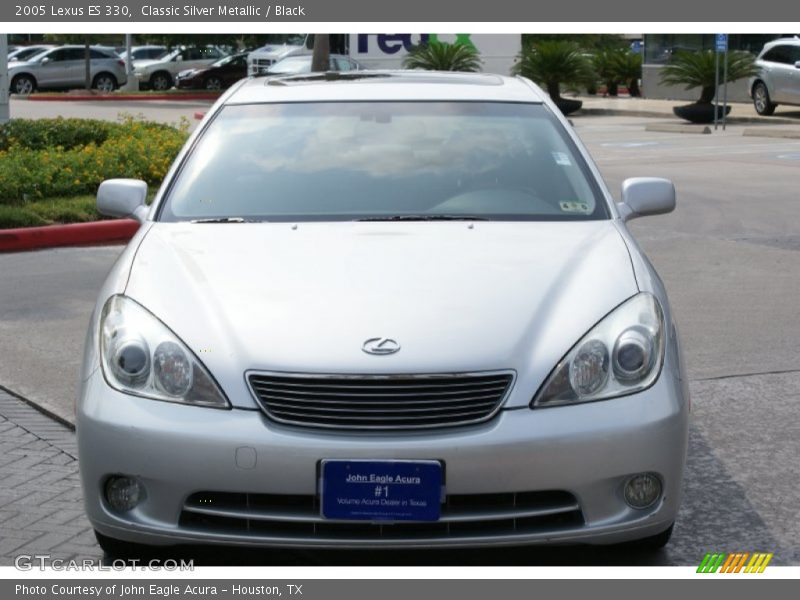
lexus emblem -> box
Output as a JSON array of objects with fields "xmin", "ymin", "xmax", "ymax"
[{"xmin": 362, "ymin": 337, "xmax": 401, "ymax": 355}]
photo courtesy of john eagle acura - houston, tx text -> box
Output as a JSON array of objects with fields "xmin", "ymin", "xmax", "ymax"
[{"xmin": 75, "ymin": 70, "xmax": 689, "ymax": 557}]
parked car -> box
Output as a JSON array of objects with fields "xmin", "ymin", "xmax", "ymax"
[
  {"xmin": 133, "ymin": 46, "xmax": 228, "ymax": 91},
  {"xmin": 264, "ymin": 53, "xmax": 364, "ymax": 75},
  {"xmin": 80, "ymin": 71, "xmax": 688, "ymax": 557},
  {"xmin": 247, "ymin": 34, "xmax": 309, "ymax": 75},
  {"xmin": 8, "ymin": 45, "xmax": 127, "ymax": 94},
  {"xmin": 119, "ymin": 45, "xmax": 167, "ymax": 62},
  {"xmin": 175, "ymin": 52, "xmax": 248, "ymax": 90},
  {"xmin": 7, "ymin": 44, "xmax": 55, "ymax": 63},
  {"xmin": 749, "ymin": 37, "xmax": 800, "ymax": 115}
]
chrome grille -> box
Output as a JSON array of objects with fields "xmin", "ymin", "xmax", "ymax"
[
  {"xmin": 180, "ymin": 490, "xmax": 584, "ymax": 543},
  {"xmin": 247, "ymin": 372, "xmax": 514, "ymax": 430}
]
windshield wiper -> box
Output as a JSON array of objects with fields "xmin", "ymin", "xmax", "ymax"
[
  {"xmin": 357, "ymin": 214, "xmax": 490, "ymax": 222},
  {"xmin": 190, "ymin": 217, "xmax": 263, "ymax": 224}
]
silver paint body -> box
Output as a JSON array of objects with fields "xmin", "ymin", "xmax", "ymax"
[
  {"xmin": 748, "ymin": 38, "xmax": 800, "ymax": 106},
  {"xmin": 77, "ymin": 73, "xmax": 690, "ymax": 548}
]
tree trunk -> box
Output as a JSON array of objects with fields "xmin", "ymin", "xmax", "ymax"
[
  {"xmin": 311, "ymin": 34, "xmax": 330, "ymax": 72},
  {"xmin": 84, "ymin": 39, "xmax": 91, "ymax": 90},
  {"xmin": 606, "ymin": 80, "xmax": 619, "ymax": 97},
  {"xmin": 546, "ymin": 80, "xmax": 561, "ymax": 101},
  {"xmin": 699, "ymin": 85, "xmax": 715, "ymax": 104}
]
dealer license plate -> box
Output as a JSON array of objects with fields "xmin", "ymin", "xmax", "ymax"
[{"xmin": 320, "ymin": 460, "xmax": 442, "ymax": 522}]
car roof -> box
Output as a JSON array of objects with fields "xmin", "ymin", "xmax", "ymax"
[
  {"xmin": 762, "ymin": 36, "xmax": 800, "ymax": 49},
  {"xmin": 226, "ymin": 71, "xmax": 543, "ymax": 104}
]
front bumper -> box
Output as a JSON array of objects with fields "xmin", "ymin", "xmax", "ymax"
[{"xmin": 77, "ymin": 368, "xmax": 689, "ymax": 549}]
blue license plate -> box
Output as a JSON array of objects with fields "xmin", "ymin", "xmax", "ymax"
[{"xmin": 321, "ymin": 460, "xmax": 442, "ymax": 522}]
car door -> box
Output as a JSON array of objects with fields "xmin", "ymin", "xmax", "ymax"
[
  {"xmin": 221, "ymin": 55, "xmax": 247, "ymax": 86},
  {"xmin": 36, "ymin": 48, "xmax": 83, "ymax": 87},
  {"xmin": 787, "ymin": 46, "xmax": 800, "ymax": 105},
  {"xmin": 761, "ymin": 45, "xmax": 796, "ymax": 103}
]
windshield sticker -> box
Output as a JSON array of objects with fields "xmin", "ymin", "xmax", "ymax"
[
  {"xmin": 560, "ymin": 201, "xmax": 590, "ymax": 214},
  {"xmin": 551, "ymin": 151, "xmax": 572, "ymax": 166}
]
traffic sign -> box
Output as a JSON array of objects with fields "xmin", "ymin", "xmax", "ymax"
[{"xmin": 715, "ymin": 33, "xmax": 728, "ymax": 52}]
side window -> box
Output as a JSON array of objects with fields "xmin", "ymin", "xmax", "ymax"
[
  {"xmin": 762, "ymin": 45, "xmax": 792, "ymax": 64},
  {"xmin": 64, "ymin": 48, "xmax": 86, "ymax": 61},
  {"xmin": 90, "ymin": 49, "xmax": 109, "ymax": 59},
  {"xmin": 46, "ymin": 49, "xmax": 66, "ymax": 62},
  {"xmin": 789, "ymin": 46, "xmax": 800, "ymax": 64},
  {"xmin": 183, "ymin": 48, "xmax": 203, "ymax": 61},
  {"xmin": 206, "ymin": 48, "xmax": 223, "ymax": 59}
]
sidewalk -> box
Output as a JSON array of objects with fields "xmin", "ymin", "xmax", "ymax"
[
  {"xmin": 574, "ymin": 95, "xmax": 800, "ymax": 124},
  {"xmin": 0, "ymin": 390, "xmax": 100, "ymax": 564}
]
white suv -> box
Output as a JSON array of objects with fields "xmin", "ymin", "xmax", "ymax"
[{"xmin": 749, "ymin": 37, "xmax": 800, "ymax": 115}]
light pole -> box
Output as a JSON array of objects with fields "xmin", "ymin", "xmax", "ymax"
[
  {"xmin": 0, "ymin": 34, "xmax": 9, "ymax": 123},
  {"xmin": 121, "ymin": 33, "xmax": 139, "ymax": 91}
]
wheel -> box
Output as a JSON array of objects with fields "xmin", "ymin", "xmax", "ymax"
[
  {"xmin": 11, "ymin": 74, "xmax": 35, "ymax": 95},
  {"xmin": 753, "ymin": 81, "xmax": 776, "ymax": 116},
  {"xmin": 92, "ymin": 72, "xmax": 117, "ymax": 93},
  {"xmin": 150, "ymin": 71, "xmax": 173, "ymax": 92},
  {"xmin": 95, "ymin": 530, "xmax": 172, "ymax": 560},
  {"xmin": 204, "ymin": 76, "xmax": 223, "ymax": 91}
]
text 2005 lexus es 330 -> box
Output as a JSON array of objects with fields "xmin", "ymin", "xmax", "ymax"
[{"xmin": 77, "ymin": 71, "xmax": 689, "ymax": 556}]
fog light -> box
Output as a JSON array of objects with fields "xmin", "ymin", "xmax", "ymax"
[
  {"xmin": 105, "ymin": 476, "xmax": 144, "ymax": 512},
  {"xmin": 624, "ymin": 473, "xmax": 662, "ymax": 509}
]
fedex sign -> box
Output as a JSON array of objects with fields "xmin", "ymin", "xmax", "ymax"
[
  {"xmin": 356, "ymin": 34, "xmax": 476, "ymax": 55},
  {"xmin": 349, "ymin": 34, "xmax": 520, "ymax": 75}
]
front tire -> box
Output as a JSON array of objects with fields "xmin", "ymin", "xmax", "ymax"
[
  {"xmin": 92, "ymin": 72, "xmax": 117, "ymax": 93},
  {"xmin": 11, "ymin": 74, "xmax": 36, "ymax": 95},
  {"xmin": 149, "ymin": 71, "xmax": 173, "ymax": 92},
  {"xmin": 753, "ymin": 81, "xmax": 776, "ymax": 116}
]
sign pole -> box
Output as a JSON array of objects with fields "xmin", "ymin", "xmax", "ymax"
[
  {"xmin": 722, "ymin": 47, "xmax": 729, "ymax": 130},
  {"xmin": 714, "ymin": 48, "xmax": 720, "ymax": 130}
]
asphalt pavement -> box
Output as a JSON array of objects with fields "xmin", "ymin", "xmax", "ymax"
[{"xmin": 1, "ymin": 111, "xmax": 799, "ymax": 565}]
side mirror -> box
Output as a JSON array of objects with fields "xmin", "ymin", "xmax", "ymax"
[
  {"xmin": 617, "ymin": 177, "xmax": 675, "ymax": 222},
  {"xmin": 97, "ymin": 179, "xmax": 149, "ymax": 223},
  {"xmin": 40, "ymin": 57, "xmax": 51, "ymax": 65}
]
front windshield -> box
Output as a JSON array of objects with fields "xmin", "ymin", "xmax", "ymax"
[{"xmin": 160, "ymin": 101, "xmax": 607, "ymax": 222}]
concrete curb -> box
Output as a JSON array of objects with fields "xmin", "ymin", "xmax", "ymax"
[
  {"xmin": 743, "ymin": 128, "xmax": 800, "ymax": 139},
  {"xmin": 0, "ymin": 219, "xmax": 139, "ymax": 253},
  {"xmin": 576, "ymin": 107, "xmax": 800, "ymax": 126},
  {"xmin": 19, "ymin": 92, "xmax": 220, "ymax": 102},
  {"xmin": 645, "ymin": 123, "xmax": 712, "ymax": 134}
]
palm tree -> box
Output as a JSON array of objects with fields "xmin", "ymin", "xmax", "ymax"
[
  {"xmin": 660, "ymin": 50, "xmax": 757, "ymax": 104},
  {"xmin": 592, "ymin": 49, "xmax": 621, "ymax": 96},
  {"xmin": 511, "ymin": 40, "xmax": 593, "ymax": 115},
  {"xmin": 402, "ymin": 41, "xmax": 482, "ymax": 72},
  {"xmin": 611, "ymin": 50, "xmax": 643, "ymax": 97}
]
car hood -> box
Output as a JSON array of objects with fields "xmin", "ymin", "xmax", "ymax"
[
  {"xmin": 125, "ymin": 221, "xmax": 638, "ymax": 409},
  {"xmin": 8, "ymin": 59, "xmax": 38, "ymax": 71}
]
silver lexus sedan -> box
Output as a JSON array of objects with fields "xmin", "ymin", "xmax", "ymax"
[{"xmin": 77, "ymin": 71, "xmax": 689, "ymax": 557}]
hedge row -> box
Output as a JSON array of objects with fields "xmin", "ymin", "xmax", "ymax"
[{"xmin": 0, "ymin": 116, "xmax": 189, "ymax": 204}]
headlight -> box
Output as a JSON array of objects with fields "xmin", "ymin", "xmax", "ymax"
[
  {"xmin": 532, "ymin": 293, "xmax": 665, "ymax": 408},
  {"xmin": 100, "ymin": 295, "xmax": 229, "ymax": 408}
]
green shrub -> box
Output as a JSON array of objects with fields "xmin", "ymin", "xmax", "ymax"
[
  {"xmin": 403, "ymin": 41, "xmax": 483, "ymax": 72},
  {"xmin": 0, "ymin": 118, "xmax": 116, "ymax": 152},
  {"xmin": 0, "ymin": 116, "xmax": 188, "ymax": 204}
]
